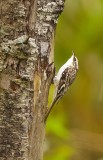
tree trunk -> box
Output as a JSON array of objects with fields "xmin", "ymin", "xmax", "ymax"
[{"xmin": 0, "ymin": 0, "xmax": 65, "ymax": 160}]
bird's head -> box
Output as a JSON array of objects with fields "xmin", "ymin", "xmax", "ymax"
[{"xmin": 71, "ymin": 51, "xmax": 79, "ymax": 71}]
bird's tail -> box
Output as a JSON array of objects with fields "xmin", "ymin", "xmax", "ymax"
[{"xmin": 44, "ymin": 94, "xmax": 61, "ymax": 122}]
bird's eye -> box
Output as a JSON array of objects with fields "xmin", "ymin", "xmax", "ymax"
[{"xmin": 73, "ymin": 56, "xmax": 76, "ymax": 61}]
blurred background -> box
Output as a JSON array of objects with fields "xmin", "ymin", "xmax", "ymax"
[{"xmin": 44, "ymin": 0, "xmax": 103, "ymax": 159}]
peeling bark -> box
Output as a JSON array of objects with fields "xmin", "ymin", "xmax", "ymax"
[{"xmin": 0, "ymin": 0, "xmax": 65, "ymax": 160}]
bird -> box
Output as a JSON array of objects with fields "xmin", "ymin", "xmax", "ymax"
[{"xmin": 44, "ymin": 52, "xmax": 79, "ymax": 122}]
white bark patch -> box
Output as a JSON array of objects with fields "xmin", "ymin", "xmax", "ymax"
[
  {"xmin": 38, "ymin": 2, "xmax": 57, "ymax": 12},
  {"xmin": 40, "ymin": 42, "xmax": 49, "ymax": 56},
  {"xmin": 28, "ymin": 38, "xmax": 36, "ymax": 48},
  {"xmin": 37, "ymin": 24, "xmax": 49, "ymax": 35},
  {"xmin": 13, "ymin": 35, "xmax": 28, "ymax": 44},
  {"xmin": 28, "ymin": 38, "xmax": 39, "ymax": 57},
  {"xmin": 43, "ymin": 70, "xmax": 47, "ymax": 80}
]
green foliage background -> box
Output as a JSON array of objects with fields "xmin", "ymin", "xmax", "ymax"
[{"xmin": 44, "ymin": 0, "xmax": 103, "ymax": 159}]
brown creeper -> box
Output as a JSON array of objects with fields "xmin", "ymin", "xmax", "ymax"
[{"xmin": 45, "ymin": 52, "xmax": 78, "ymax": 121}]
